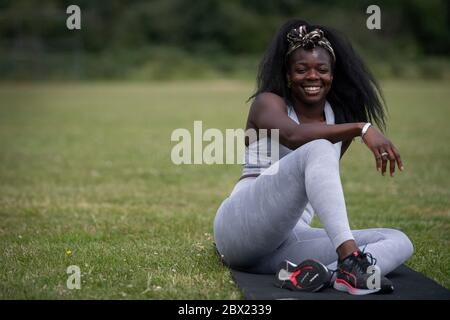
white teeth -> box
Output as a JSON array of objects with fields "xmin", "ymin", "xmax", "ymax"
[{"xmin": 303, "ymin": 86, "xmax": 321, "ymax": 93}]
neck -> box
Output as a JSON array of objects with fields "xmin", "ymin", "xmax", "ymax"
[{"xmin": 292, "ymin": 97, "xmax": 327, "ymax": 122}]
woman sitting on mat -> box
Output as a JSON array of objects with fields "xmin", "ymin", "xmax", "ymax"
[{"xmin": 213, "ymin": 19, "xmax": 414, "ymax": 295}]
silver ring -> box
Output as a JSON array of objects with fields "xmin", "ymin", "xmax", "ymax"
[{"xmin": 381, "ymin": 152, "xmax": 389, "ymax": 158}]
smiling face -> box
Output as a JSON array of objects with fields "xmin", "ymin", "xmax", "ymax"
[{"xmin": 286, "ymin": 47, "xmax": 333, "ymax": 105}]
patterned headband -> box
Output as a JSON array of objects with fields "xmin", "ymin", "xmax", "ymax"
[{"xmin": 286, "ymin": 25, "xmax": 336, "ymax": 63}]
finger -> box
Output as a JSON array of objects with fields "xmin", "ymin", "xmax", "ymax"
[
  {"xmin": 373, "ymin": 149, "xmax": 382, "ymax": 172},
  {"xmin": 380, "ymin": 149, "xmax": 388, "ymax": 176},
  {"xmin": 392, "ymin": 145, "xmax": 404, "ymax": 171},
  {"xmin": 387, "ymin": 148, "xmax": 396, "ymax": 177}
]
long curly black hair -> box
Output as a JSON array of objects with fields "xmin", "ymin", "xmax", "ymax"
[{"xmin": 250, "ymin": 19, "xmax": 387, "ymax": 131}]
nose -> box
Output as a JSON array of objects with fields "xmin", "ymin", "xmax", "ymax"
[{"xmin": 306, "ymin": 69, "xmax": 319, "ymax": 80}]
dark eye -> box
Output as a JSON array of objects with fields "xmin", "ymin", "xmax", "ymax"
[
  {"xmin": 318, "ymin": 67, "xmax": 329, "ymax": 73},
  {"xmin": 296, "ymin": 68, "xmax": 306, "ymax": 74}
]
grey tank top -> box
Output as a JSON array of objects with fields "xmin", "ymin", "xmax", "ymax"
[{"xmin": 241, "ymin": 100, "xmax": 342, "ymax": 177}]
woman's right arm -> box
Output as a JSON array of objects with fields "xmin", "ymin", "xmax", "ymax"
[
  {"xmin": 249, "ymin": 92, "xmax": 403, "ymax": 176},
  {"xmin": 249, "ymin": 92, "xmax": 365, "ymax": 149}
]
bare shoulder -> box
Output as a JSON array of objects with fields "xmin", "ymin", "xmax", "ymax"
[
  {"xmin": 246, "ymin": 92, "xmax": 288, "ymax": 131},
  {"xmin": 252, "ymin": 92, "xmax": 285, "ymax": 107},
  {"xmin": 250, "ymin": 92, "xmax": 287, "ymax": 114}
]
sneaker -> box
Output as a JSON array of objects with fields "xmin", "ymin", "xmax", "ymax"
[
  {"xmin": 275, "ymin": 259, "xmax": 332, "ymax": 292},
  {"xmin": 333, "ymin": 250, "xmax": 394, "ymax": 295}
]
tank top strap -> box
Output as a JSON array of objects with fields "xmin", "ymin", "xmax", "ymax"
[
  {"xmin": 286, "ymin": 103, "xmax": 300, "ymax": 124},
  {"xmin": 287, "ymin": 101, "xmax": 334, "ymax": 125}
]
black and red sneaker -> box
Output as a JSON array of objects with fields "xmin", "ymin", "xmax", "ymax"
[
  {"xmin": 333, "ymin": 250, "xmax": 394, "ymax": 295},
  {"xmin": 275, "ymin": 259, "xmax": 332, "ymax": 292}
]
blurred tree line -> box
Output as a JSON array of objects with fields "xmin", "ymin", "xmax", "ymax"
[{"xmin": 0, "ymin": 0, "xmax": 449, "ymax": 80}]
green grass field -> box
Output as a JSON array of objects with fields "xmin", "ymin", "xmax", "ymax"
[{"xmin": 0, "ymin": 80, "xmax": 449, "ymax": 299}]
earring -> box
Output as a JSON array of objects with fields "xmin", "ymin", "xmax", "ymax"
[{"xmin": 287, "ymin": 79, "xmax": 291, "ymax": 88}]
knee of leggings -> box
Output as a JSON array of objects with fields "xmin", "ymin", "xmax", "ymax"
[
  {"xmin": 298, "ymin": 139, "xmax": 338, "ymax": 163},
  {"xmin": 303, "ymin": 138, "xmax": 333, "ymax": 149},
  {"xmin": 294, "ymin": 139, "xmax": 333, "ymax": 157},
  {"xmin": 385, "ymin": 228, "xmax": 414, "ymax": 262}
]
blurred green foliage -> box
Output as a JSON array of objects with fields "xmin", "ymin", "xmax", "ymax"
[{"xmin": 0, "ymin": 0, "xmax": 449, "ymax": 80}]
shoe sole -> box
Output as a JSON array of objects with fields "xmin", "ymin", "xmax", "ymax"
[
  {"xmin": 275, "ymin": 259, "xmax": 331, "ymax": 292},
  {"xmin": 333, "ymin": 279, "xmax": 381, "ymax": 295}
]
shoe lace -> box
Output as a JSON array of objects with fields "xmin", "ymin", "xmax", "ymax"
[
  {"xmin": 336, "ymin": 246, "xmax": 379, "ymax": 276},
  {"xmin": 358, "ymin": 245, "xmax": 377, "ymax": 271}
]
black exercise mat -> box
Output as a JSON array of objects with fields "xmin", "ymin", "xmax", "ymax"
[{"xmin": 231, "ymin": 265, "xmax": 450, "ymax": 300}]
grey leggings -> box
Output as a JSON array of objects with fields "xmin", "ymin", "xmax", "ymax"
[{"xmin": 213, "ymin": 139, "xmax": 414, "ymax": 275}]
